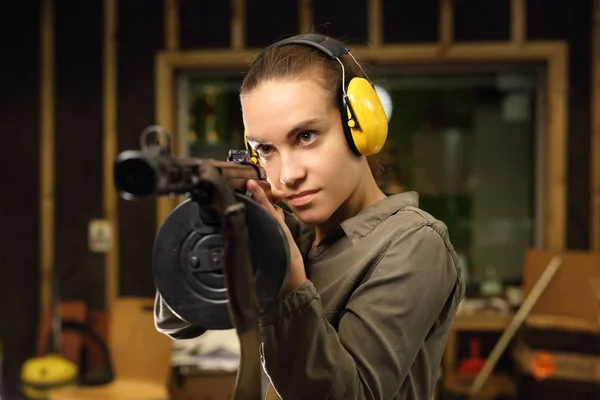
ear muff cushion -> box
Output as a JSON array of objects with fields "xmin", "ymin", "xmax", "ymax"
[{"xmin": 346, "ymin": 78, "xmax": 388, "ymax": 156}]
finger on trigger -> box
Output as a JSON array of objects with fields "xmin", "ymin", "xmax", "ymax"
[{"xmin": 249, "ymin": 180, "xmax": 268, "ymax": 205}]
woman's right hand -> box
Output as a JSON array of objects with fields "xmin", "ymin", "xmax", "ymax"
[
  {"xmin": 267, "ymin": 185, "xmax": 286, "ymax": 204},
  {"xmin": 247, "ymin": 179, "xmax": 307, "ymax": 294}
]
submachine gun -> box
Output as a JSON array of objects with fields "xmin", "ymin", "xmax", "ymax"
[{"xmin": 113, "ymin": 125, "xmax": 290, "ymax": 400}]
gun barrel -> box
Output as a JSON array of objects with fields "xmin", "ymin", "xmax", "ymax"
[
  {"xmin": 114, "ymin": 147, "xmax": 269, "ymax": 200},
  {"xmin": 113, "ymin": 149, "xmax": 203, "ymax": 198}
]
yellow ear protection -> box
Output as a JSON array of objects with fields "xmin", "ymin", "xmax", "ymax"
[
  {"xmin": 243, "ymin": 34, "xmax": 388, "ymax": 160},
  {"xmin": 244, "ymin": 130, "xmax": 261, "ymax": 164}
]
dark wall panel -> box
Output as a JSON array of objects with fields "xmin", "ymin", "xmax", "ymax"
[
  {"xmin": 527, "ymin": 0, "xmax": 568, "ymax": 40},
  {"xmin": 180, "ymin": 0, "xmax": 231, "ymax": 49},
  {"xmin": 527, "ymin": 0, "xmax": 592, "ymax": 249},
  {"xmin": 55, "ymin": 0, "xmax": 105, "ymax": 309},
  {"xmin": 454, "ymin": 0, "xmax": 510, "ymax": 42},
  {"xmin": 564, "ymin": 1, "xmax": 592, "ymax": 249},
  {"xmin": 0, "ymin": 2, "xmax": 41, "ymax": 398},
  {"xmin": 117, "ymin": 0, "xmax": 163, "ymax": 298},
  {"xmin": 246, "ymin": 0, "xmax": 298, "ymax": 47},
  {"xmin": 313, "ymin": 0, "xmax": 368, "ymax": 44},
  {"xmin": 383, "ymin": 0, "xmax": 438, "ymax": 43}
]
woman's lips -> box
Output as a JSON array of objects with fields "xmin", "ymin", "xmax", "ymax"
[{"xmin": 287, "ymin": 190, "xmax": 320, "ymax": 207}]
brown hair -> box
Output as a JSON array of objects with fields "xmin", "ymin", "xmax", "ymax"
[{"xmin": 240, "ymin": 40, "xmax": 384, "ymax": 180}]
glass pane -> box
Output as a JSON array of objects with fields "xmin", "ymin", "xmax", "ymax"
[
  {"xmin": 183, "ymin": 68, "xmax": 540, "ymax": 285},
  {"xmin": 378, "ymin": 70, "xmax": 538, "ymax": 284},
  {"xmin": 185, "ymin": 77, "xmax": 247, "ymax": 160}
]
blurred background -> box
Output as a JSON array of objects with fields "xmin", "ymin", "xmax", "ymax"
[{"xmin": 1, "ymin": 0, "xmax": 599, "ymax": 399}]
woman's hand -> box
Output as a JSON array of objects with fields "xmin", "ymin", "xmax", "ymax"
[{"xmin": 246, "ymin": 179, "xmax": 307, "ymax": 294}]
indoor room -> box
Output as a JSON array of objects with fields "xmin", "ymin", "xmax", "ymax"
[{"xmin": 1, "ymin": 1, "xmax": 599, "ymax": 399}]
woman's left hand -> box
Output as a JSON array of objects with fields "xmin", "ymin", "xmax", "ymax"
[{"xmin": 246, "ymin": 179, "xmax": 307, "ymax": 294}]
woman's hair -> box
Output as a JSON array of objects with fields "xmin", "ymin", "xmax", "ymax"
[{"xmin": 240, "ymin": 41, "xmax": 385, "ymax": 180}]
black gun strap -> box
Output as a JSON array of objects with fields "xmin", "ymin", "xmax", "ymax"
[
  {"xmin": 222, "ymin": 205, "xmax": 263, "ymax": 400},
  {"xmin": 200, "ymin": 163, "xmax": 263, "ymax": 400}
]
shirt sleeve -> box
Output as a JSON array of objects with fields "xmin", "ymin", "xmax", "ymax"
[
  {"xmin": 258, "ymin": 224, "xmax": 463, "ymax": 400},
  {"xmin": 153, "ymin": 291, "xmax": 206, "ymax": 339}
]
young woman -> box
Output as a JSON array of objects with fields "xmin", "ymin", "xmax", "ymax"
[{"xmin": 156, "ymin": 34, "xmax": 464, "ymax": 400}]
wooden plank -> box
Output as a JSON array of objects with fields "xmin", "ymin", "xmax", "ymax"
[
  {"xmin": 104, "ymin": 0, "xmax": 119, "ymax": 309},
  {"xmin": 526, "ymin": 314, "xmax": 600, "ymax": 334},
  {"xmin": 159, "ymin": 42, "xmax": 568, "ymax": 67},
  {"xmin": 451, "ymin": 313, "xmax": 513, "ymax": 332},
  {"xmin": 441, "ymin": 42, "xmax": 564, "ymax": 61},
  {"xmin": 165, "ymin": 0, "xmax": 179, "ymax": 50},
  {"xmin": 298, "ymin": 0, "xmax": 313, "ymax": 34},
  {"xmin": 546, "ymin": 44, "xmax": 568, "ymax": 251},
  {"xmin": 524, "ymin": 249, "xmax": 600, "ymax": 324},
  {"xmin": 445, "ymin": 371, "xmax": 516, "ymax": 397},
  {"xmin": 439, "ymin": 0, "xmax": 453, "ymax": 50},
  {"xmin": 511, "ymin": 0, "xmax": 526, "ymax": 45},
  {"xmin": 592, "ymin": 0, "xmax": 600, "ymax": 252},
  {"xmin": 40, "ymin": 0, "xmax": 55, "ymax": 321},
  {"xmin": 231, "ymin": 0, "xmax": 246, "ymax": 50},
  {"xmin": 154, "ymin": 0, "xmax": 180, "ymax": 229},
  {"xmin": 368, "ymin": 0, "xmax": 382, "ymax": 47},
  {"xmin": 155, "ymin": 54, "xmax": 177, "ymax": 228}
]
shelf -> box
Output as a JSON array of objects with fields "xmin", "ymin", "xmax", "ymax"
[
  {"xmin": 451, "ymin": 313, "xmax": 513, "ymax": 332},
  {"xmin": 443, "ymin": 371, "xmax": 516, "ymax": 399}
]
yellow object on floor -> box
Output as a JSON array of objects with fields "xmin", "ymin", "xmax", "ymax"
[{"xmin": 21, "ymin": 353, "xmax": 78, "ymax": 399}]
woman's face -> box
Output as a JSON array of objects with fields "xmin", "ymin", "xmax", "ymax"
[{"xmin": 241, "ymin": 77, "xmax": 366, "ymax": 225}]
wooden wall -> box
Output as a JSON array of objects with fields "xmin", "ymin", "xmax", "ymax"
[
  {"xmin": 116, "ymin": 0, "xmax": 163, "ymax": 298},
  {"xmin": 0, "ymin": 1, "xmax": 595, "ymax": 398},
  {"xmin": 54, "ymin": 0, "xmax": 105, "ymax": 310},
  {"xmin": 0, "ymin": 2, "xmax": 41, "ymax": 398}
]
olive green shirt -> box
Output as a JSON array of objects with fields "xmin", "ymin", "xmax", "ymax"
[{"xmin": 155, "ymin": 191, "xmax": 465, "ymax": 400}]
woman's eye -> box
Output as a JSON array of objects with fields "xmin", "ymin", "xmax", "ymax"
[
  {"xmin": 298, "ymin": 131, "xmax": 317, "ymax": 145},
  {"xmin": 256, "ymin": 144, "xmax": 271, "ymax": 156}
]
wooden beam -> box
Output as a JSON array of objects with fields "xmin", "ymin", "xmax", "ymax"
[
  {"xmin": 298, "ymin": 0, "xmax": 313, "ymax": 34},
  {"xmin": 511, "ymin": 0, "xmax": 526, "ymax": 45},
  {"xmin": 155, "ymin": 0, "xmax": 180, "ymax": 230},
  {"xmin": 546, "ymin": 44, "xmax": 569, "ymax": 251},
  {"xmin": 231, "ymin": 0, "xmax": 246, "ymax": 50},
  {"xmin": 165, "ymin": 0, "xmax": 179, "ymax": 50},
  {"xmin": 368, "ymin": 0, "xmax": 383, "ymax": 47},
  {"xmin": 592, "ymin": 0, "xmax": 600, "ymax": 251},
  {"xmin": 158, "ymin": 42, "xmax": 566, "ymax": 67},
  {"xmin": 155, "ymin": 54, "xmax": 176, "ymax": 228},
  {"xmin": 103, "ymin": 0, "xmax": 119, "ymax": 309},
  {"xmin": 440, "ymin": 42, "xmax": 562, "ymax": 60},
  {"xmin": 439, "ymin": 0, "xmax": 453, "ymax": 50},
  {"xmin": 40, "ymin": 0, "xmax": 55, "ymax": 318}
]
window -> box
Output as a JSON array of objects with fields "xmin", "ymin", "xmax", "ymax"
[
  {"xmin": 178, "ymin": 64, "xmax": 543, "ymax": 285},
  {"xmin": 375, "ymin": 66, "xmax": 542, "ymax": 285}
]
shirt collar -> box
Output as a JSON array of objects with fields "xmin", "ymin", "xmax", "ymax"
[{"xmin": 340, "ymin": 191, "xmax": 419, "ymax": 245}]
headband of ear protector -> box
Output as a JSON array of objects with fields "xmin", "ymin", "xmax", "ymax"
[{"xmin": 243, "ymin": 34, "xmax": 388, "ymax": 164}]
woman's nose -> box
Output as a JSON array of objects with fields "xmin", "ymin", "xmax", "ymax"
[{"xmin": 278, "ymin": 152, "xmax": 306, "ymax": 186}]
